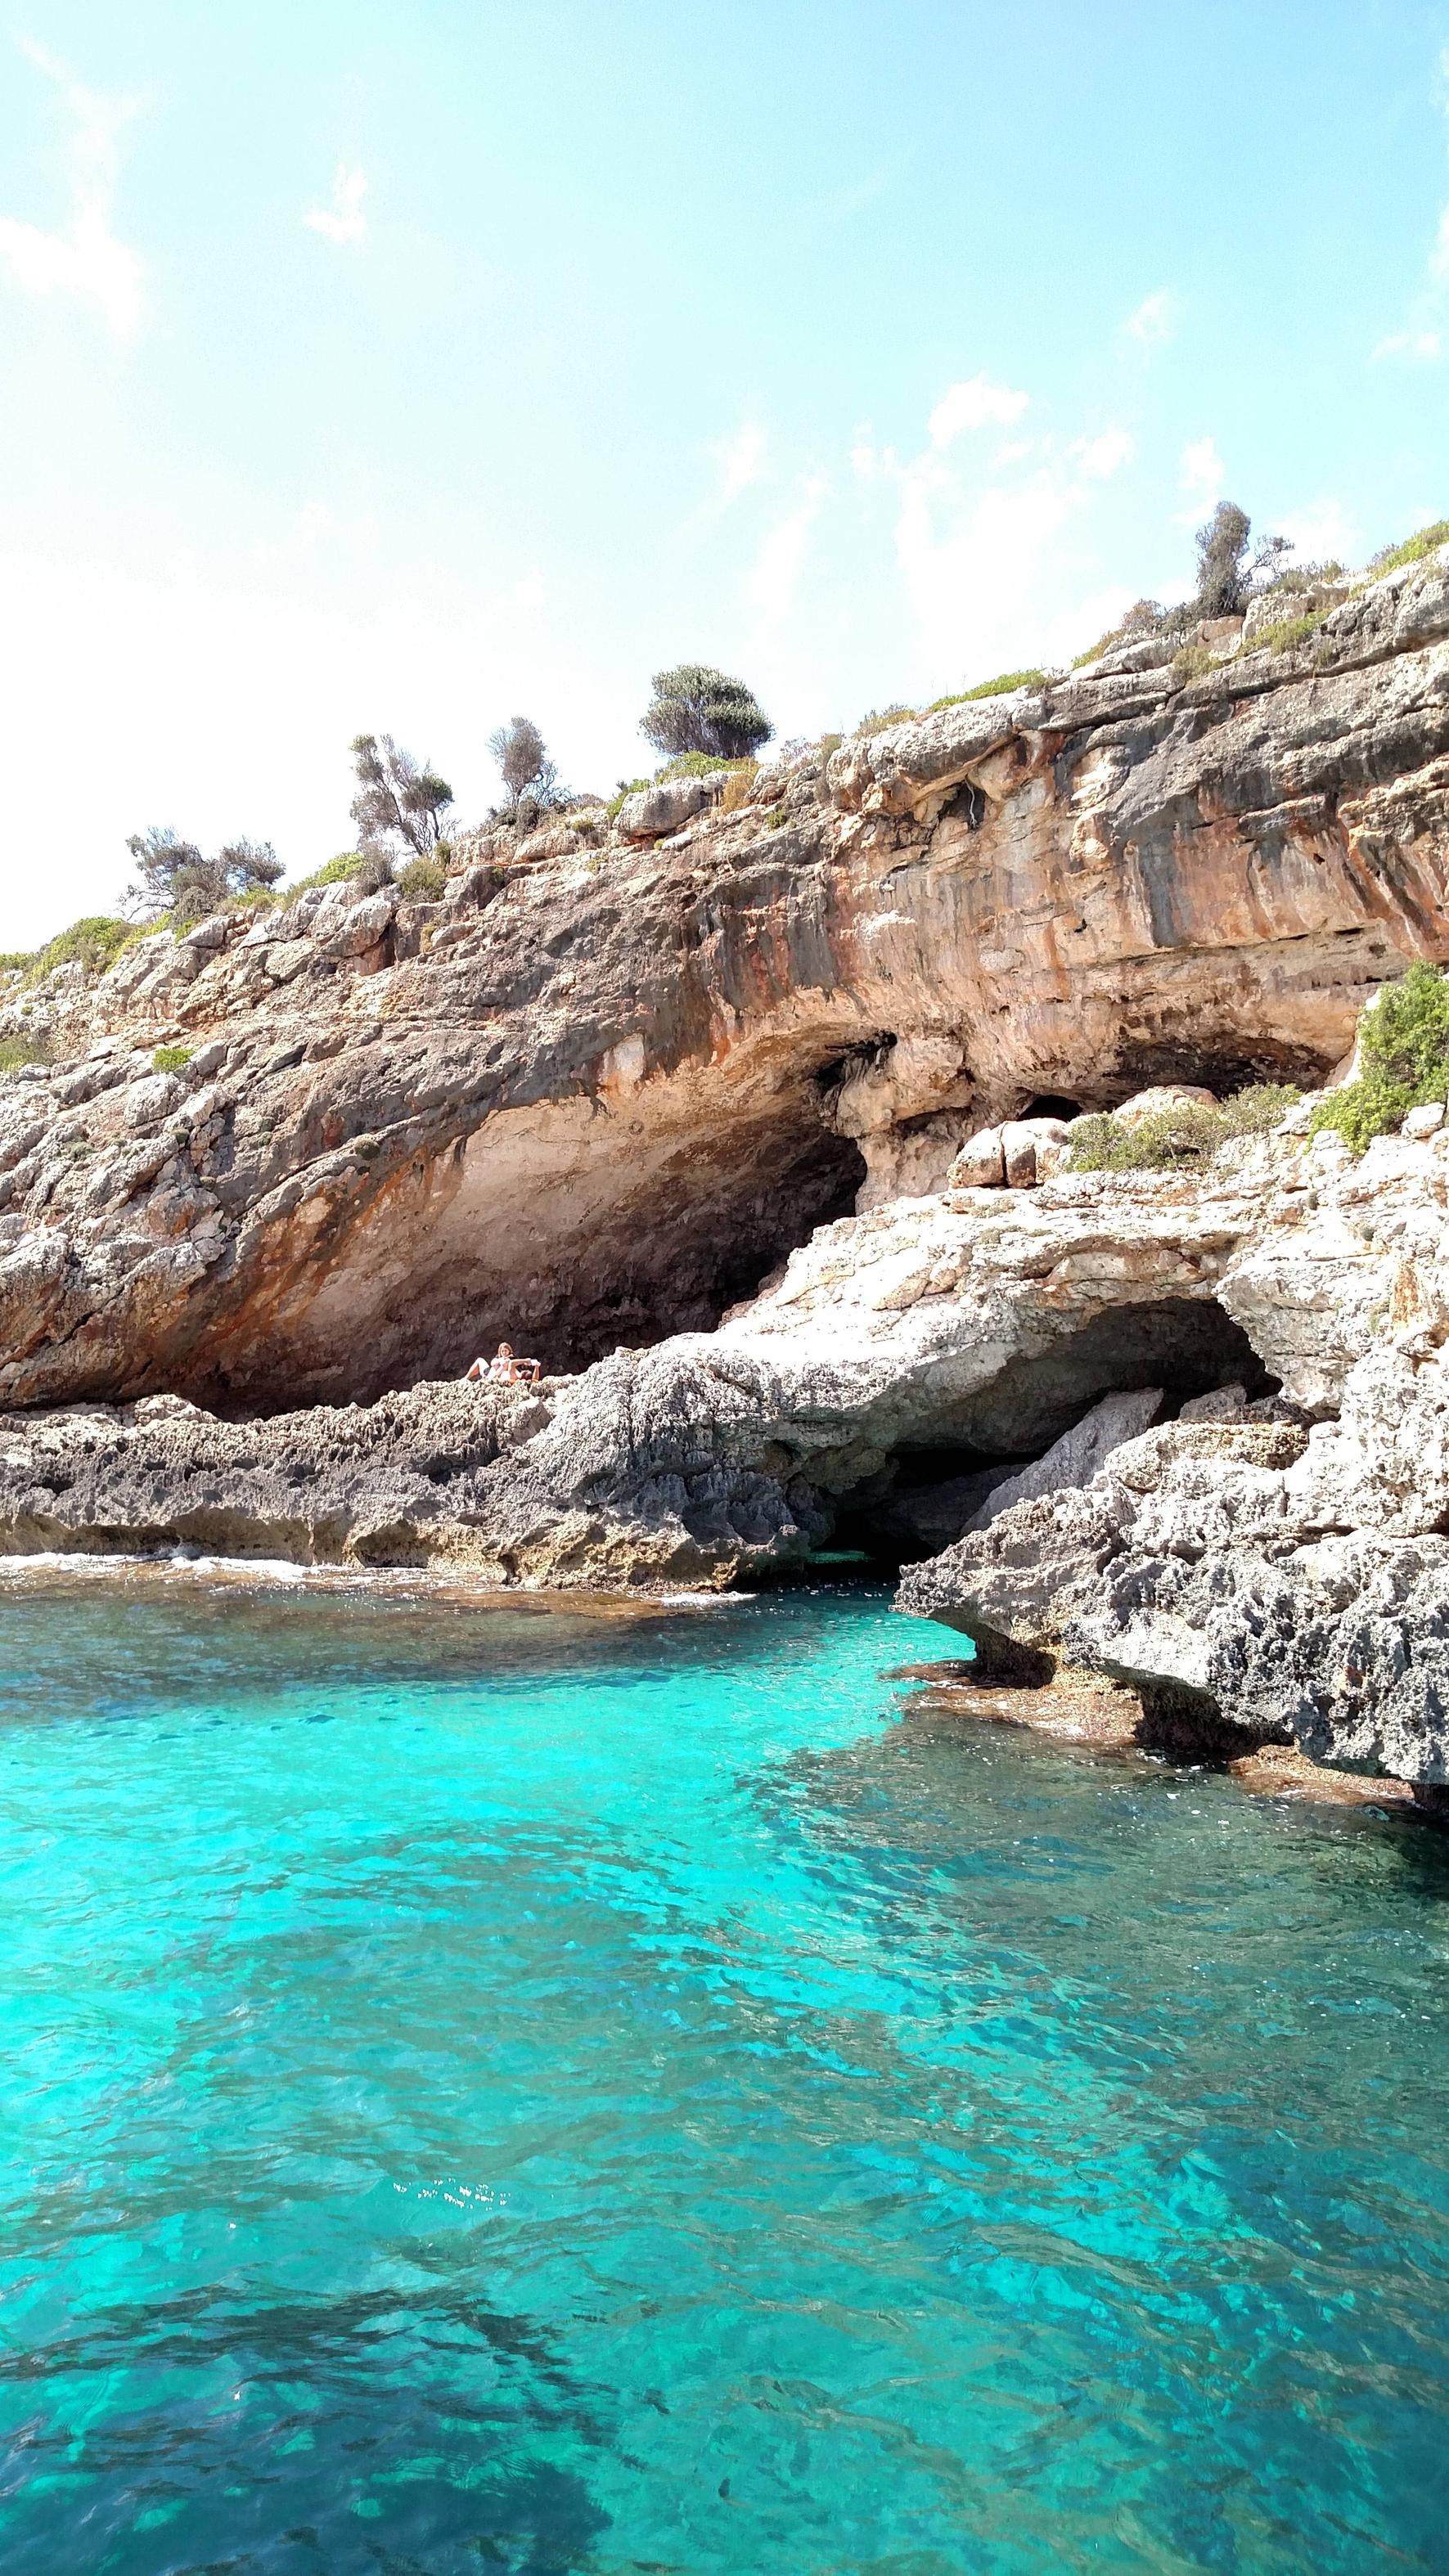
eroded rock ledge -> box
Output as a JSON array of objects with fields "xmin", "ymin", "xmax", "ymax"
[
  {"xmin": 3, "ymin": 542, "xmax": 1449, "ymax": 1790},
  {"xmin": 7, "ymin": 1113, "xmax": 1449, "ymax": 1785}
]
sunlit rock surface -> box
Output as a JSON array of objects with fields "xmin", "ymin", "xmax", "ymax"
[
  {"xmin": 3, "ymin": 546, "xmax": 1449, "ymax": 1783},
  {"xmin": 2, "ymin": 542, "xmax": 1447, "ymax": 1413}
]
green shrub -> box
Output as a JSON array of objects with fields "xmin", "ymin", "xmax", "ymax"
[
  {"xmin": 605, "ymin": 778, "xmax": 650, "ymax": 820},
  {"xmin": 0, "ymin": 951, "xmax": 31, "ymax": 973},
  {"xmin": 1067, "ymin": 1084, "xmax": 1301, "ymax": 1173},
  {"xmin": 816, "ymin": 732, "xmax": 844, "ymax": 768},
  {"xmin": 762, "ymin": 804, "xmax": 789, "ymax": 831},
  {"xmin": 1172, "ymin": 643, "xmax": 1215, "ymax": 683},
  {"xmin": 852, "ymin": 705, "xmax": 916, "ymax": 738},
  {"xmin": 28, "ymin": 915, "xmax": 136, "ymax": 982},
  {"xmin": 1070, "ymin": 598, "xmax": 1178, "ymax": 668},
  {"xmin": 926, "ymin": 668, "xmax": 1046, "ymax": 713},
  {"xmin": 395, "ymin": 854, "xmax": 448, "ymax": 901},
  {"xmin": 640, "ymin": 663, "xmax": 773, "ymax": 762},
  {"xmin": 654, "ymin": 750, "xmax": 745, "ymax": 781},
  {"xmin": 226, "ymin": 883, "xmax": 284, "ymax": 911},
  {"xmin": 1248, "ymin": 610, "xmax": 1328, "ymax": 657},
  {"xmin": 152, "ymin": 1044, "xmax": 194, "ymax": 1075},
  {"xmin": 0, "ymin": 1036, "xmax": 48, "ymax": 1074},
  {"xmin": 1260, "ymin": 559, "xmax": 1344, "ymax": 596},
  {"xmin": 718, "ymin": 765, "xmax": 759, "ymax": 815},
  {"xmin": 1071, "ymin": 628, "xmax": 1125, "ymax": 669},
  {"xmin": 1367, "ymin": 519, "xmax": 1449, "ymax": 578},
  {"xmin": 1307, "ymin": 964, "xmax": 1449, "ymax": 1151},
  {"xmin": 286, "ymin": 851, "xmax": 367, "ymax": 900}
]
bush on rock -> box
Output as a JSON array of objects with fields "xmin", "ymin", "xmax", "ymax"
[
  {"xmin": 1309, "ymin": 964, "xmax": 1449, "ymax": 1151},
  {"xmin": 395, "ymin": 854, "xmax": 448, "ymax": 901},
  {"xmin": 1068, "ymin": 1084, "xmax": 1300, "ymax": 1172},
  {"xmin": 641, "ymin": 665, "xmax": 773, "ymax": 762},
  {"xmin": 124, "ymin": 831, "xmax": 284, "ymax": 928},
  {"xmin": 1367, "ymin": 517, "xmax": 1449, "ymax": 578}
]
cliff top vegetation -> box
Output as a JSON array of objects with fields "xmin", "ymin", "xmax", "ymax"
[{"xmin": 3, "ymin": 510, "xmax": 1446, "ymax": 988}]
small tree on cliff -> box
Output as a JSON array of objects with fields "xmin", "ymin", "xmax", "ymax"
[
  {"xmin": 639, "ymin": 664, "xmax": 774, "ymax": 762},
  {"xmin": 1192, "ymin": 501, "xmax": 1290, "ymax": 618},
  {"xmin": 487, "ymin": 715, "xmax": 560, "ymax": 813},
  {"xmin": 349, "ymin": 733, "xmax": 454, "ymax": 859},
  {"xmin": 123, "ymin": 829, "xmax": 284, "ymax": 924}
]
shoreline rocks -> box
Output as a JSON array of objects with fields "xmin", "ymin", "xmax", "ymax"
[
  {"xmin": 3, "ymin": 1118, "xmax": 1449, "ymax": 1790},
  {"xmin": 2, "ymin": 544, "xmax": 1449, "ymax": 1798}
]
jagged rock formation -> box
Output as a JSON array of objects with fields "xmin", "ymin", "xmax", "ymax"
[
  {"xmin": 3, "ymin": 542, "xmax": 1449, "ymax": 1790},
  {"xmin": 7, "ymin": 1112, "xmax": 1449, "ymax": 1786},
  {"xmin": 2, "ymin": 542, "xmax": 1447, "ymax": 1413}
]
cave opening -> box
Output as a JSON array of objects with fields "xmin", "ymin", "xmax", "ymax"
[
  {"xmin": 1019, "ymin": 1093, "xmax": 1083, "ymax": 1122},
  {"xmin": 1105, "ymin": 1038, "xmax": 1335, "ymax": 1097},
  {"xmin": 207, "ymin": 1107, "xmax": 869, "ymax": 1415},
  {"xmin": 808, "ymin": 1296, "xmax": 1277, "ymax": 1575},
  {"xmin": 534, "ymin": 1124, "xmax": 867, "ymax": 1375}
]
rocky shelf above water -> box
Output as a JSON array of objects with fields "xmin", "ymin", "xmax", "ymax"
[{"xmin": 3, "ymin": 540, "xmax": 1449, "ymax": 1794}]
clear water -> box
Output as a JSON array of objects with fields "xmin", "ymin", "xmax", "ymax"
[{"xmin": 2, "ymin": 1574, "xmax": 1447, "ymax": 2575}]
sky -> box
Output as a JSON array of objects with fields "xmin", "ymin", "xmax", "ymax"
[{"xmin": 2, "ymin": 0, "xmax": 1447, "ymax": 946}]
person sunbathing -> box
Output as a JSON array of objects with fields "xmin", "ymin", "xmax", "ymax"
[{"xmin": 464, "ymin": 1341, "xmax": 541, "ymax": 1387}]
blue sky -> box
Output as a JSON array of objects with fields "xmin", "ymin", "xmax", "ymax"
[{"xmin": 2, "ymin": 0, "xmax": 1447, "ymax": 945}]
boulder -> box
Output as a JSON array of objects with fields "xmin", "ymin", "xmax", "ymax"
[
  {"xmin": 966, "ymin": 1388, "xmax": 1163, "ymax": 1530},
  {"xmin": 1112, "ymin": 1085, "xmax": 1218, "ymax": 1130},
  {"xmin": 1000, "ymin": 1116, "xmax": 1071, "ymax": 1185},
  {"xmin": 316, "ymin": 890, "xmax": 397, "ymax": 958},
  {"xmin": 947, "ymin": 1126, "xmax": 1006, "ymax": 1188},
  {"xmin": 615, "ymin": 774, "xmax": 730, "ymax": 841}
]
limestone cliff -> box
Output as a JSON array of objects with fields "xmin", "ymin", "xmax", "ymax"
[
  {"xmin": 7, "ymin": 1108, "xmax": 1449, "ymax": 1783},
  {"xmin": 4, "ymin": 542, "xmax": 1449, "ymax": 1793},
  {"xmin": 2, "ymin": 541, "xmax": 1447, "ymax": 1414}
]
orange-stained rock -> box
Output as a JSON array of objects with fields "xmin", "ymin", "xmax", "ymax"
[{"xmin": 1, "ymin": 540, "xmax": 1447, "ymax": 1414}]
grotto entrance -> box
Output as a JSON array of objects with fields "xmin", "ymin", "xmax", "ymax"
[
  {"xmin": 200, "ymin": 1089, "xmax": 867, "ymax": 1414},
  {"xmin": 823, "ymin": 1297, "xmax": 1277, "ymax": 1572}
]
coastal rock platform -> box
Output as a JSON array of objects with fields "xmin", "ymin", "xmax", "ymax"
[{"xmin": 4, "ymin": 542, "xmax": 1449, "ymax": 1793}]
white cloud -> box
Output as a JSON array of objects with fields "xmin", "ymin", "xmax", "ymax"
[
  {"xmin": 1179, "ymin": 436, "xmax": 1226, "ymax": 512},
  {"xmin": 713, "ymin": 421, "xmax": 767, "ymax": 504},
  {"xmin": 1432, "ymin": 202, "xmax": 1449, "ymax": 279},
  {"xmin": 884, "ymin": 389, "xmax": 1149, "ymax": 681},
  {"xmin": 1374, "ymin": 327, "xmax": 1442, "ymax": 360},
  {"xmin": 849, "ymin": 425, "xmax": 884, "ymax": 479},
  {"xmin": 1122, "ymin": 290, "xmax": 1173, "ymax": 345},
  {"xmin": 1278, "ymin": 500, "xmax": 1361, "ymax": 564},
  {"xmin": 0, "ymin": 538, "xmax": 600, "ymax": 946},
  {"xmin": 928, "ymin": 375, "xmax": 1029, "ymax": 447},
  {"xmin": 1072, "ymin": 428, "xmax": 1136, "ymax": 480},
  {"xmin": 894, "ymin": 460, "xmax": 1073, "ymax": 677},
  {"xmin": 747, "ymin": 478, "xmax": 828, "ymax": 624},
  {"xmin": 304, "ymin": 164, "xmax": 367, "ymax": 245},
  {"xmin": 0, "ymin": 40, "xmax": 143, "ymax": 337}
]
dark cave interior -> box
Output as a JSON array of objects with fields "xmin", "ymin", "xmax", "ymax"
[{"xmin": 820, "ymin": 1297, "xmax": 1277, "ymax": 1571}]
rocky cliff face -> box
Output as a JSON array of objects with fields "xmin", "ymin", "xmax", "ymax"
[
  {"xmin": 4, "ymin": 544, "xmax": 1449, "ymax": 1792},
  {"xmin": 7, "ymin": 1110, "xmax": 1449, "ymax": 1783},
  {"xmin": 3, "ymin": 542, "xmax": 1447, "ymax": 1414}
]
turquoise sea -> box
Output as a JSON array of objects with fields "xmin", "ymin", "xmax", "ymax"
[{"xmin": 1, "ymin": 1573, "xmax": 1447, "ymax": 2574}]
